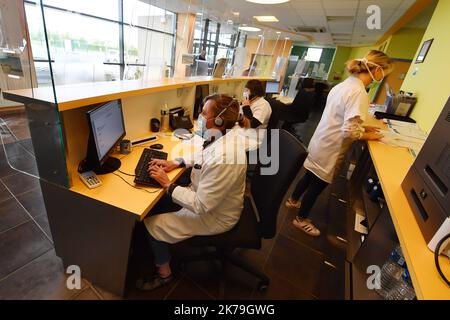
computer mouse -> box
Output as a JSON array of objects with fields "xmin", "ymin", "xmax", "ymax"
[{"xmin": 150, "ymin": 143, "xmax": 164, "ymax": 150}]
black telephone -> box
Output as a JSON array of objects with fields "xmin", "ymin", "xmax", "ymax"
[{"xmin": 170, "ymin": 115, "xmax": 194, "ymax": 131}]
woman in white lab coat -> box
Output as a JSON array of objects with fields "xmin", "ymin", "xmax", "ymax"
[
  {"xmin": 285, "ymin": 50, "xmax": 394, "ymax": 237},
  {"xmin": 136, "ymin": 94, "xmax": 250, "ymax": 291},
  {"xmin": 241, "ymin": 80, "xmax": 272, "ymax": 129}
]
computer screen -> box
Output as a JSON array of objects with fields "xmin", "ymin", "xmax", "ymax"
[
  {"xmin": 194, "ymin": 60, "xmax": 209, "ymax": 76},
  {"xmin": 266, "ymin": 81, "xmax": 280, "ymax": 94},
  {"xmin": 88, "ymin": 100, "xmax": 125, "ymax": 162}
]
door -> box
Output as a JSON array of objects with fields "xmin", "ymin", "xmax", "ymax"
[{"xmin": 373, "ymin": 59, "xmax": 412, "ymax": 105}]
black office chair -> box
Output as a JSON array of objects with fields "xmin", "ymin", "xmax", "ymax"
[
  {"xmin": 279, "ymin": 89, "xmax": 315, "ymax": 137},
  {"xmin": 180, "ymin": 130, "xmax": 308, "ymax": 296}
]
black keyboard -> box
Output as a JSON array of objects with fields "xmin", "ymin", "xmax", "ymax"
[{"xmin": 134, "ymin": 148, "xmax": 168, "ymax": 187}]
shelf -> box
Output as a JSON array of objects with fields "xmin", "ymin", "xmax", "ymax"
[{"xmin": 361, "ymin": 185, "xmax": 383, "ymax": 231}]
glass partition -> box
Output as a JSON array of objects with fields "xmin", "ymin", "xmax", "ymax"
[
  {"xmin": 24, "ymin": 0, "xmax": 176, "ymax": 84},
  {"xmin": 1, "ymin": 0, "xmax": 68, "ymax": 187}
]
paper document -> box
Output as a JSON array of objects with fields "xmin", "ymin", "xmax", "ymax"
[{"xmin": 355, "ymin": 212, "xmax": 368, "ymax": 235}]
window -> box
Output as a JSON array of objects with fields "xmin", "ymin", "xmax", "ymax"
[
  {"xmin": 305, "ymin": 48, "xmax": 323, "ymax": 62},
  {"xmin": 25, "ymin": 0, "xmax": 176, "ymax": 86}
]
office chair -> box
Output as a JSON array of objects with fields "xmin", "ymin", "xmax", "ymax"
[
  {"xmin": 279, "ymin": 88, "xmax": 315, "ymax": 138},
  {"xmin": 180, "ymin": 130, "xmax": 308, "ymax": 297}
]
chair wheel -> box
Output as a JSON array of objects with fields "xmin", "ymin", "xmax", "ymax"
[{"xmin": 257, "ymin": 280, "xmax": 269, "ymax": 292}]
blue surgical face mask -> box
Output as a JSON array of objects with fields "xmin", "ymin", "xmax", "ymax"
[{"xmin": 195, "ymin": 114, "xmax": 208, "ymax": 138}]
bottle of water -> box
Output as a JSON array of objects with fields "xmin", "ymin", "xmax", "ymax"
[
  {"xmin": 386, "ymin": 269, "xmax": 416, "ymax": 300},
  {"xmin": 376, "ymin": 261, "xmax": 404, "ymax": 298},
  {"xmin": 375, "ymin": 245, "xmax": 407, "ymax": 299}
]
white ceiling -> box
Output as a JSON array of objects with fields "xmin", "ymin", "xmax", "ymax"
[{"xmin": 150, "ymin": 0, "xmax": 432, "ymax": 46}]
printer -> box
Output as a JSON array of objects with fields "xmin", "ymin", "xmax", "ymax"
[
  {"xmin": 385, "ymin": 84, "xmax": 417, "ymax": 117},
  {"xmin": 402, "ymin": 97, "xmax": 450, "ymax": 258}
]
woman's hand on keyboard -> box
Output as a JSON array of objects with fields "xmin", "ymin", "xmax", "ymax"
[{"xmin": 148, "ymin": 159, "xmax": 179, "ymax": 172}]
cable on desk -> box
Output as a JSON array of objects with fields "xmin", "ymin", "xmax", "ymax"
[
  {"xmin": 435, "ymin": 233, "xmax": 450, "ymax": 287},
  {"xmin": 118, "ymin": 169, "xmax": 135, "ymax": 177},
  {"xmin": 112, "ymin": 172, "xmax": 160, "ymax": 194}
]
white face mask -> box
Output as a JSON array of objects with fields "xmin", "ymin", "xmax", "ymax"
[{"xmin": 195, "ymin": 114, "xmax": 208, "ymax": 138}]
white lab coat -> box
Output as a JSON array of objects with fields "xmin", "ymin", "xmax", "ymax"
[
  {"xmin": 144, "ymin": 128, "xmax": 249, "ymax": 244},
  {"xmin": 304, "ymin": 76, "xmax": 369, "ymax": 183},
  {"xmin": 250, "ymin": 97, "xmax": 272, "ymax": 129}
]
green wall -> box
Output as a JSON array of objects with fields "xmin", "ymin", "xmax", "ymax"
[
  {"xmin": 386, "ymin": 28, "xmax": 426, "ymax": 60},
  {"xmin": 327, "ymin": 46, "xmax": 352, "ymax": 82},
  {"xmin": 290, "ymin": 45, "xmax": 336, "ymax": 76},
  {"xmin": 401, "ymin": 0, "xmax": 450, "ymax": 132}
]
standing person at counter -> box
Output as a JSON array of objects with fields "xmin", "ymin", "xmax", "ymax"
[
  {"xmin": 285, "ymin": 50, "xmax": 394, "ymax": 237},
  {"xmin": 241, "ymin": 80, "xmax": 272, "ymax": 129},
  {"xmin": 136, "ymin": 94, "xmax": 250, "ymax": 291}
]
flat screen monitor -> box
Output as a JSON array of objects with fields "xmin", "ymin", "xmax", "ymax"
[
  {"xmin": 85, "ymin": 99, "xmax": 125, "ymax": 174},
  {"xmin": 265, "ymin": 81, "xmax": 280, "ymax": 94},
  {"xmin": 194, "ymin": 60, "xmax": 209, "ymax": 76}
]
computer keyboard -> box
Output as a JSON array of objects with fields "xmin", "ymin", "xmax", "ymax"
[{"xmin": 134, "ymin": 148, "xmax": 168, "ymax": 187}]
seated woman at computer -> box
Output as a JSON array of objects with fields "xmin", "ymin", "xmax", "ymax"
[
  {"xmin": 136, "ymin": 94, "xmax": 250, "ymax": 291},
  {"xmin": 241, "ymin": 80, "xmax": 272, "ymax": 129},
  {"xmin": 285, "ymin": 50, "xmax": 393, "ymax": 237}
]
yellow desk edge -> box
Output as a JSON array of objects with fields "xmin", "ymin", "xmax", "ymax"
[{"xmin": 365, "ymin": 117, "xmax": 450, "ymax": 300}]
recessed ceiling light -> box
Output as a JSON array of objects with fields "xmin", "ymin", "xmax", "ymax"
[
  {"xmin": 238, "ymin": 26, "xmax": 261, "ymax": 32},
  {"xmin": 246, "ymin": 0, "xmax": 290, "ymax": 4},
  {"xmin": 276, "ymin": 31, "xmax": 281, "ymax": 34},
  {"xmin": 254, "ymin": 16, "xmax": 279, "ymax": 22},
  {"xmin": 196, "ymin": 12, "xmax": 203, "ymax": 16},
  {"xmin": 232, "ymin": 11, "xmax": 240, "ymax": 16}
]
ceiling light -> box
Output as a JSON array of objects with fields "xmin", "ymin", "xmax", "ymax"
[
  {"xmin": 254, "ymin": 16, "xmax": 279, "ymax": 22},
  {"xmin": 196, "ymin": 12, "xmax": 203, "ymax": 16},
  {"xmin": 232, "ymin": 11, "xmax": 240, "ymax": 16},
  {"xmin": 227, "ymin": 20, "xmax": 233, "ymax": 25},
  {"xmin": 246, "ymin": 0, "xmax": 290, "ymax": 4},
  {"xmin": 238, "ymin": 26, "xmax": 261, "ymax": 32},
  {"xmin": 285, "ymin": 37, "xmax": 290, "ymax": 40}
]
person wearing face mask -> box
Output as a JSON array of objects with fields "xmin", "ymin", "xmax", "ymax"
[
  {"xmin": 285, "ymin": 50, "xmax": 394, "ymax": 237},
  {"xmin": 135, "ymin": 94, "xmax": 250, "ymax": 291},
  {"xmin": 241, "ymin": 80, "xmax": 272, "ymax": 129}
]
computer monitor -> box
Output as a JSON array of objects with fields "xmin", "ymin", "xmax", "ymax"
[
  {"xmin": 83, "ymin": 99, "xmax": 126, "ymax": 174},
  {"xmin": 194, "ymin": 60, "xmax": 209, "ymax": 76},
  {"xmin": 265, "ymin": 81, "xmax": 280, "ymax": 94}
]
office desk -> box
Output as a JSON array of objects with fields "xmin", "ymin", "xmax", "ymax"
[
  {"xmin": 364, "ymin": 117, "xmax": 450, "ymax": 300},
  {"xmin": 3, "ymin": 76, "xmax": 270, "ymax": 296},
  {"xmin": 274, "ymin": 95, "xmax": 294, "ymax": 105},
  {"xmin": 69, "ymin": 135, "xmax": 198, "ymax": 221}
]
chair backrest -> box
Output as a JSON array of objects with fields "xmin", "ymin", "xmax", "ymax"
[
  {"xmin": 267, "ymin": 98, "xmax": 282, "ymax": 130},
  {"xmin": 290, "ymin": 89, "xmax": 315, "ymax": 123},
  {"xmin": 251, "ymin": 129, "xmax": 308, "ymax": 238}
]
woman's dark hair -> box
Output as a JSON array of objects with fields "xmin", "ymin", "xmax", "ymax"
[{"xmin": 245, "ymin": 79, "xmax": 265, "ymax": 98}]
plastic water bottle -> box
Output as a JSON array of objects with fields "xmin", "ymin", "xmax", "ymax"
[
  {"xmin": 160, "ymin": 102, "xmax": 170, "ymax": 133},
  {"xmin": 386, "ymin": 269, "xmax": 416, "ymax": 300},
  {"xmin": 376, "ymin": 245, "xmax": 407, "ymax": 298},
  {"xmin": 376, "ymin": 261, "xmax": 404, "ymax": 298}
]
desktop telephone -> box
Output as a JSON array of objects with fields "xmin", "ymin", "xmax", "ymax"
[{"xmin": 170, "ymin": 115, "xmax": 194, "ymax": 131}]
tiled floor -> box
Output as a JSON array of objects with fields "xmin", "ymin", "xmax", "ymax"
[{"xmin": 0, "ymin": 108, "xmax": 344, "ymax": 300}]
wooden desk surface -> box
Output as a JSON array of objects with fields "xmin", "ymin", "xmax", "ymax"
[
  {"xmin": 70, "ymin": 134, "xmax": 200, "ymax": 221},
  {"xmin": 365, "ymin": 117, "xmax": 450, "ymax": 300},
  {"xmin": 3, "ymin": 76, "xmax": 272, "ymax": 112},
  {"xmin": 274, "ymin": 95, "xmax": 294, "ymax": 105}
]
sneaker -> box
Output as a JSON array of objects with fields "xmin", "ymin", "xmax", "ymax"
[
  {"xmin": 285, "ymin": 198, "xmax": 301, "ymax": 209},
  {"xmin": 292, "ymin": 217, "xmax": 321, "ymax": 237},
  {"xmin": 136, "ymin": 273, "xmax": 173, "ymax": 291}
]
